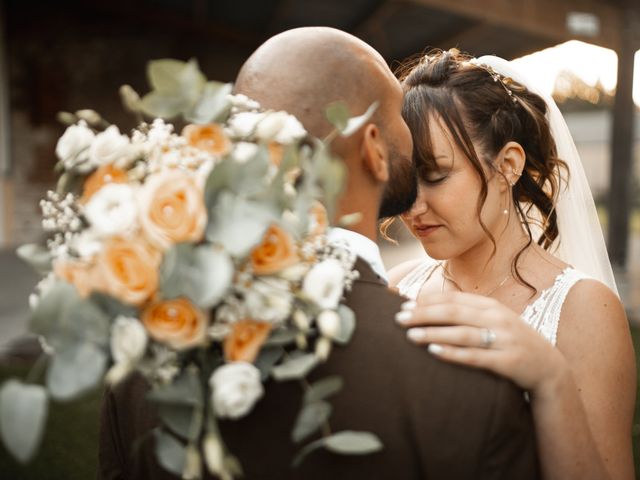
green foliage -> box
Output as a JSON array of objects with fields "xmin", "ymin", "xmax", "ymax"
[
  {"xmin": 16, "ymin": 244, "xmax": 52, "ymax": 275},
  {"xmin": 272, "ymin": 353, "xmax": 318, "ymax": 381},
  {"xmin": 147, "ymin": 368, "xmax": 203, "ymax": 407},
  {"xmin": 291, "ymin": 401, "xmax": 332, "ymax": 443},
  {"xmin": 0, "ymin": 380, "xmax": 48, "ymax": 463},
  {"xmin": 160, "ymin": 243, "xmax": 233, "ymax": 308},
  {"xmin": 154, "ymin": 429, "xmax": 186, "ymax": 476},
  {"xmin": 46, "ymin": 343, "xmax": 106, "ymax": 401},
  {"xmin": 303, "ymin": 376, "xmax": 344, "ymax": 405}
]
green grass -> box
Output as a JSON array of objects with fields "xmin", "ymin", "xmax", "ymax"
[{"xmin": 0, "ymin": 327, "xmax": 639, "ymax": 479}]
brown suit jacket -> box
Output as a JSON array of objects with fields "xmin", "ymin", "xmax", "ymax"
[{"xmin": 98, "ymin": 259, "xmax": 539, "ymax": 479}]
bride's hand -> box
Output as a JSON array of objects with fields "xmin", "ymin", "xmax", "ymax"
[{"xmin": 395, "ymin": 291, "xmax": 569, "ymax": 394}]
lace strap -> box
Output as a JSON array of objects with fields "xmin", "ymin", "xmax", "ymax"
[
  {"xmin": 397, "ymin": 260, "xmax": 438, "ymax": 300},
  {"xmin": 521, "ymin": 268, "xmax": 591, "ymax": 345}
]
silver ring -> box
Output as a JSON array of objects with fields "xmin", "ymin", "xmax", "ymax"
[{"xmin": 480, "ymin": 328, "xmax": 497, "ymax": 349}]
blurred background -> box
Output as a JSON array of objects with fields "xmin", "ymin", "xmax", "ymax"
[{"xmin": 0, "ymin": 0, "xmax": 638, "ymax": 477}]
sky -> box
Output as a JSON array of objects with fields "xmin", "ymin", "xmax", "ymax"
[{"xmin": 512, "ymin": 40, "xmax": 640, "ymax": 106}]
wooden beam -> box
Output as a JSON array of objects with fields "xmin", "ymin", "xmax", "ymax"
[
  {"xmin": 352, "ymin": 0, "xmax": 405, "ymax": 58},
  {"xmin": 408, "ymin": 0, "xmax": 622, "ymax": 50},
  {"xmin": 608, "ymin": 7, "xmax": 639, "ymax": 268}
]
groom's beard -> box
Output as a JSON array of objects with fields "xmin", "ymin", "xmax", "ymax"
[{"xmin": 378, "ymin": 147, "xmax": 418, "ymax": 219}]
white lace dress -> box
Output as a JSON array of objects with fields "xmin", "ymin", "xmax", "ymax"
[{"xmin": 397, "ymin": 261, "xmax": 592, "ymax": 346}]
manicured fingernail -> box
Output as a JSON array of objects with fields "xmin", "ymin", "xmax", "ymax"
[
  {"xmin": 428, "ymin": 343, "xmax": 444, "ymax": 355},
  {"xmin": 401, "ymin": 301, "xmax": 417, "ymax": 311},
  {"xmin": 407, "ymin": 328, "xmax": 426, "ymax": 341},
  {"xmin": 395, "ymin": 310, "xmax": 413, "ymax": 324}
]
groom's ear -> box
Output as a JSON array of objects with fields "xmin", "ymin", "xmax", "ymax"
[
  {"xmin": 360, "ymin": 123, "xmax": 389, "ymax": 183},
  {"xmin": 495, "ymin": 141, "xmax": 525, "ymax": 191}
]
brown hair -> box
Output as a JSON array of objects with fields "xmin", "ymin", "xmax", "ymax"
[{"xmin": 384, "ymin": 49, "xmax": 567, "ymax": 291}]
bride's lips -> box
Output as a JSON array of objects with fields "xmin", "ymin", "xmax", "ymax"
[{"xmin": 413, "ymin": 224, "xmax": 442, "ymax": 238}]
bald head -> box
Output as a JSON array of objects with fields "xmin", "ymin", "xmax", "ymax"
[{"xmin": 235, "ymin": 27, "xmax": 396, "ymax": 138}]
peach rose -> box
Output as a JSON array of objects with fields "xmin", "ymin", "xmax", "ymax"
[
  {"xmin": 95, "ymin": 236, "xmax": 160, "ymax": 306},
  {"xmin": 138, "ymin": 170, "xmax": 207, "ymax": 250},
  {"xmin": 54, "ymin": 259, "xmax": 97, "ymax": 298},
  {"xmin": 308, "ymin": 201, "xmax": 328, "ymax": 236},
  {"xmin": 250, "ymin": 224, "xmax": 299, "ymax": 275},
  {"xmin": 182, "ymin": 123, "xmax": 231, "ymax": 156},
  {"xmin": 80, "ymin": 164, "xmax": 128, "ymax": 204},
  {"xmin": 223, "ymin": 320, "xmax": 272, "ymax": 363},
  {"xmin": 142, "ymin": 297, "xmax": 208, "ymax": 350}
]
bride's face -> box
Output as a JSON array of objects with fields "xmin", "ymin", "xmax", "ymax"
[{"xmin": 401, "ymin": 117, "xmax": 505, "ymax": 260}]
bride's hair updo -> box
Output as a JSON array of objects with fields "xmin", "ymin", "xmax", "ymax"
[{"xmin": 387, "ymin": 49, "xmax": 568, "ymax": 288}]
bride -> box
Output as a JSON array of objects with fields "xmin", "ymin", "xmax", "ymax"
[{"xmin": 388, "ymin": 49, "xmax": 636, "ymax": 479}]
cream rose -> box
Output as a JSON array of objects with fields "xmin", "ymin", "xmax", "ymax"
[
  {"xmin": 95, "ymin": 236, "xmax": 160, "ymax": 306},
  {"xmin": 84, "ymin": 183, "xmax": 138, "ymax": 237},
  {"xmin": 255, "ymin": 111, "xmax": 306, "ymax": 144},
  {"xmin": 81, "ymin": 164, "xmax": 128, "ymax": 204},
  {"xmin": 110, "ymin": 316, "xmax": 148, "ymax": 364},
  {"xmin": 138, "ymin": 170, "xmax": 207, "ymax": 250},
  {"xmin": 182, "ymin": 123, "xmax": 231, "ymax": 156},
  {"xmin": 89, "ymin": 125, "xmax": 133, "ymax": 168},
  {"xmin": 302, "ymin": 258, "xmax": 345, "ymax": 310},
  {"xmin": 142, "ymin": 297, "xmax": 208, "ymax": 350},
  {"xmin": 209, "ymin": 362, "xmax": 264, "ymax": 419},
  {"xmin": 56, "ymin": 122, "xmax": 95, "ymax": 172}
]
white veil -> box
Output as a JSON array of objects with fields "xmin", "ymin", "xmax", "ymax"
[{"xmin": 472, "ymin": 55, "xmax": 619, "ymax": 295}]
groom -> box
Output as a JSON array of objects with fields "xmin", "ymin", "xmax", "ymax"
[{"xmin": 99, "ymin": 28, "xmax": 539, "ymax": 479}]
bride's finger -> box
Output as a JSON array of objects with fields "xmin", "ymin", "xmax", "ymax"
[
  {"xmin": 395, "ymin": 303, "xmax": 498, "ymax": 328},
  {"xmin": 425, "ymin": 343, "xmax": 503, "ymax": 371},
  {"xmin": 406, "ymin": 325, "xmax": 500, "ymax": 349}
]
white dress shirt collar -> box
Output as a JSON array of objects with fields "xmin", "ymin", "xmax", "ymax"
[{"xmin": 327, "ymin": 227, "xmax": 388, "ymax": 284}]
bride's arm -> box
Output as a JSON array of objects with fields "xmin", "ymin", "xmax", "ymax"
[
  {"xmin": 395, "ymin": 283, "xmax": 636, "ymax": 480},
  {"xmin": 547, "ymin": 280, "xmax": 636, "ymax": 480}
]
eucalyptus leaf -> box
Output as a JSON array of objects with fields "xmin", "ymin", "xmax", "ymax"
[
  {"xmin": 334, "ymin": 305, "xmax": 356, "ymax": 345},
  {"xmin": 263, "ymin": 328, "xmax": 298, "ymax": 347},
  {"xmin": 185, "ymin": 81, "xmax": 233, "ymax": 124},
  {"xmin": 206, "ymin": 192, "xmax": 276, "ymax": 258},
  {"xmin": 325, "ymin": 102, "xmax": 350, "ymax": 132},
  {"xmin": 16, "ymin": 243, "xmax": 52, "ymax": 275},
  {"xmin": 89, "ymin": 292, "xmax": 137, "ymax": 319},
  {"xmin": 46, "ymin": 342, "xmax": 106, "ymax": 400},
  {"xmin": 291, "ymin": 400, "xmax": 332, "ymax": 443},
  {"xmin": 303, "ymin": 376, "xmax": 344, "ymax": 405},
  {"xmin": 154, "ymin": 429, "xmax": 186, "ymax": 476},
  {"xmin": 147, "ymin": 58, "xmax": 205, "ymax": 99},
  {"xmin": 272, "ymin": 353, "xmax": 318, "ymax": 381},
  {"xmin": 30, "ymin": 281, "xmax": 109, "ymax": 350},
  {"xmin": 324, "ymin": 431, "xmax": 383, "ymax": 455},
  {"xmin": 204, "ymin": 152, "xmax": 270, "ymax": 207},
  {"xmin": 160, "ymin": 243, "xmax": 233, "ymax": 309},
  {"xmin": 140, "ymin": 92, "xmax": 190, "ymax": 120},
  {"xmin": 254, "ymin": 347, "xmax": 284, "ymax": 381},
  {"xmin": 56, "ymin": 170, "xmax": 86, "ymax": 196},
  {"xmin": 147, "ymin": 369, "xmax": 202, "ymax": 407},
  {"xmin": 0, "ymin": 380, "xmax": 48, "ymax": 463},
  {"xmin": 292, "ymin": 437, "xmax": 325, "ymax": 468},
  {"xmin": 158, "ymin": 403, "xmax": 198, "ymax": 441},
  {"xmin": 341, "ymin": 101, "xmax": 379, "ymax": 137}
]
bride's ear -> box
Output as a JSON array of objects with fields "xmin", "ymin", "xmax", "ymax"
[
  {"xmin": 495, "ymin": 141, "xmax": 525, "ymax": 190},
  {"xmin": 360, "ymin": 123, "xmax": 389, "ymax": 183}
]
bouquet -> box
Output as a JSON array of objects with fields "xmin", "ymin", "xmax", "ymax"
[{"xmin": 0, "ymin": 59, "xmax": 382, "ymax": 479}]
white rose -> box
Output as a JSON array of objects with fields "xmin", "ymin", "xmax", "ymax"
[
  {"xmin": 255, "ymin": 111, "xmax": 306, "ymax": 144},
  {"xmin": 317, "ymin": 310, "xmax": 341, "ymax": 338},
  {"xmin": 209, "ymin": 362, "xmax": 264, "ymax": 419},
  {"xmin": 302, "ymin": 258, "xmax": 345, "ymax": 310},
  {"xmin": 70, "ymin": 231, "xmax": 102, "ymax": 259},
  {"xmin": 110, "ymin": 316, "xmax": 148, "ymax": 364},
  {"xmin": 228, "ymin": 93, "xmax": 261, "ymax": 112},
  {"xmin": 232, "ymin": 141, "xmax": 259, "ymax": 163},
  {"xmin": 84, "ymin": 183, "xmax": 138, "ymax": 237},
  {"xmin": 89, "ymin": 125, "xmax": 132, "ymax": 167},
  {"xmin": 56, "ymin": 122, "xmax": 95, "ymax": 172},
  {"xmin": 245, "ymin": 277, "xmax": 293, "ymax": 324},
  {"xmin": 227, "ymin": 112, "xmax": 264, "ymax": 138}
]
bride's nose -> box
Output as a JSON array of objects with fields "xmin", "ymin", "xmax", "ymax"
[{"xmin": 407, "ymin": 198, "xmax": 428, "ymax": 217}]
